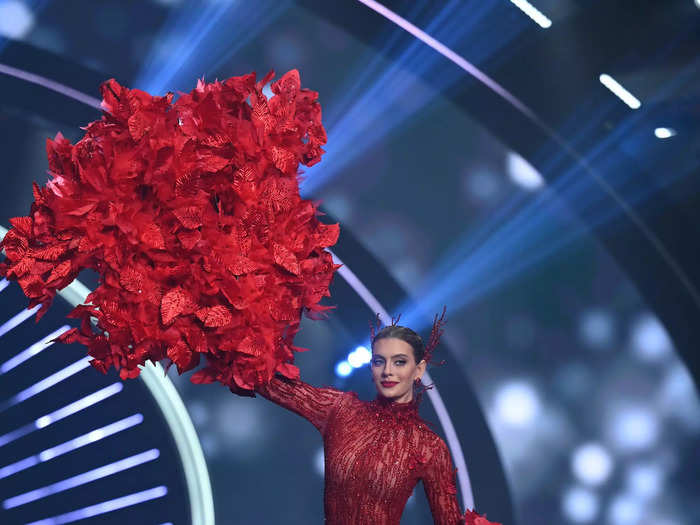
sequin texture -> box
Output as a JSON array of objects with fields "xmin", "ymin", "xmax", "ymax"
[{"xmin": 257, "ymin": 376, "xmax": 500, "ymax": 525}]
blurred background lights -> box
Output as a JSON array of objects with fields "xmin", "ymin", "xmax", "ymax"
[
  {"xmin": 654, "ymin": 127, "xmax": 676, "ymax": 139},
  {"xmin": 607, "ymin": 405, "xmax": 660, "ymax": 452},
  {"xmin": 335, "ymin": 360, "xmax": 352, "ymax": 378},
  {"xmin": 607, "ymin": 493, "xmax": 643, "ymax": 525},
  {"xmin": 561, "ymin": 486, "xmax": 599, "ymax": 523},
  {"xmin": 506, "ymin": 151, "xmax": 545, "ymax": 190},
  {"xmin": 347, "ymin": 346, "xmax": 371, "ymax": 368},
  {"xmin": 571, "ymin": 442, "xmax": 613, "ymax": 486},
  {"xmin": 313, "ymin": 447, "xmax": 324, "ymax": 477},
  {"xmin": 625, "ymin": 462, "xmax": 663, "ymax": 500},
  {"xmin": 493, "ymin": 380, "xmax": 540, "ymax": 427},
  {"xmin": 579, "ymin": 309, "xmax": 615, "ymax": 349},
  {"xmin": 0, "ymin": 0, "xmax": 35, "ymax": 39},
  {"xmin": 630, "ymin": 313, "xmax": 673, "ymax": 362}
]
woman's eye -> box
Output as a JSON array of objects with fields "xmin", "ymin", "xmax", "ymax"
[
  {"xmin": 371, "ymin": 360, "xmax": 383, "ymax": 366},
  {"xmin": 395, "ymin": 360, "xmax": 406, "ymax": 365}
]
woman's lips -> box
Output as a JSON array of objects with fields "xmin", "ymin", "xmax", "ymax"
[{"xmin": 381, "ymin": 381, "xmax": 399, "ymax": 388}]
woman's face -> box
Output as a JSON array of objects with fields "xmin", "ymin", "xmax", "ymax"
[{"xmin": 371, "ymin": 337, "xmax": 426, "ymax": 403}]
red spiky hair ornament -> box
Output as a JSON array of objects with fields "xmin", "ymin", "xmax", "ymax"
[{"xmin": 369, "ymin": 305, "xmax": 448, "ymax": 398}]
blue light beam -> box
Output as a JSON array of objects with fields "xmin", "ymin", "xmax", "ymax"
[{"xmin": 134, "ymin": 0, "xmax": 291, "ymax": 95}]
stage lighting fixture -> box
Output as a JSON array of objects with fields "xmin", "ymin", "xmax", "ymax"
[
  {"xmin": 599, "ymin": 74, "xmax": 641, "ymax": 109},
  {"xmin": 509, "ymin": 0, "xmax": 552, "ymax": 29},
  {"xmin": 654, "ymin": 127, "xmax": 676, "ymax": 139}
]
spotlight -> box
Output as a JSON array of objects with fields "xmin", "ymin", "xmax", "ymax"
[
  {"xmin": 599, "ymin": 74, "xmax": 641, "ymax": 109},
  {"xmin": 335, "ymin": 361, "xmax": 352, "ymax": 378},
  {"xmin": 571, "ymin": 442, "xmax": 613, "ymax": 486},
  {"xmin": 654, "ymin": 127, "xmax": 676, "ymax": 139}
]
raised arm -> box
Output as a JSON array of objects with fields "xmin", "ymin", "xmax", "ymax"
[
  {"xmin": 422, "ymin": 438, "xmax": 501, "ymax": 525},
  {"xmin": 255, "ymin": 374, "xmax": 344, "ymax": 435}
]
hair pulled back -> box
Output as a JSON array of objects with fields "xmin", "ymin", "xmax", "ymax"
[{"xmin": 371, "ymin": 325, "xmax": 425, "ymax": 364}]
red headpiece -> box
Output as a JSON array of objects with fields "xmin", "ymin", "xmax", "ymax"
[{"xmin": 369, "ymin": 305, "xmax": 448, "ymax": 366}]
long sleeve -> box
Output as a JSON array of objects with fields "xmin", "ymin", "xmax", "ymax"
[
  {"xmin": 255, "ymin": 375, "xmax": 344, "ymax": 435},
  {"xmin": 422, "ymin": 438, "xmax": 502, "ymax": 525},
  {"xmin": 422, "ymin": 438, "xmax": 465, "ymax": 525}
]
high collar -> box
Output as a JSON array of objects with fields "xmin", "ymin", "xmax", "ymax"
[{"xmin": 371, "ymin": 393, "xmax": 420, "ymax": 415}]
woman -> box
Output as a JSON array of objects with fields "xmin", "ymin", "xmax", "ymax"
[{"xmin": 255, "ymin": 321, "xmax": 500, "ymax": 525}]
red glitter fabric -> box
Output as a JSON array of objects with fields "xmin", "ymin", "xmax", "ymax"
[
  {"xmin": 0, "ymin": 70, "xmax": 340, "ymax": 394},
  {"xmin": 257, "ymin": 376, "xmax": 501, "ymax": 525}
]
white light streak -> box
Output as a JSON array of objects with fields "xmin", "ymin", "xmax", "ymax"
[
  {"xmin": 0, "ymin": 383, "xmax": 123, "ymax": 448},
  {"xmin": 509, "ymin": 0, "xmax": 552, "ymax": 28},
  {"xmin": 0, "ymin": 278, "xmax": 9, "ymax": 293},
  {"xmin": 0, "ymin": 325, "xmax": 71, "ymax": 374},
  {"xmin": 25, "ymin": 485, "xmax": 168, "ymax": 525},
  {"xmin": 599, "ymin": 74, "xmax": 641, "ymax": 109},
  {"xmin": 3, "ymin": 449, "xmax": 160, "ymax": 509},
  {"xmin": 1, "ymin": 357, "xmax": 91, "ymax": 411},
  {"xmin": 0, "ymin": 414, "xmax": 144, "ymax": 479},
  {"xmin": 0, "ymin": 304, "xmax": 41, "ymax": 339}
]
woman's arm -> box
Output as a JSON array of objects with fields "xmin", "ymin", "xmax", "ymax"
[
  {"xmin": 422, "ymin": 438, "xmax": 501, "ymax": 525},
  {"xmin": 255, "ymin": 374, "xmax": 344, "ymax": 435}
]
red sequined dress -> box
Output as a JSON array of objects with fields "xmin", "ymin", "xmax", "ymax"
[{"xmin": 256, "ymin": 375, "xmax": 500, "ymax": 525}]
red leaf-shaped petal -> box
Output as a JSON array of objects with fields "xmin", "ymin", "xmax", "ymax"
[
  {"xmin": 174, "ymin": 206, "xmax": 203, "ymax": 229},
  {"xmin": 195, "ymin": 305, "xmax": 232, "ymax": 327},
  {"xmin": 160, "ymin": 287, "xmax": 196, "ymax": 325},
  {"xmin": 272, "ymin": 243, "xmax": 300, "ymax": 275}
]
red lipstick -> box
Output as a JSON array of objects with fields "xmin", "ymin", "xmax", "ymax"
[{"xmin": 381, "ymin": 381, "xmax": 398, "ymax": 388}]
